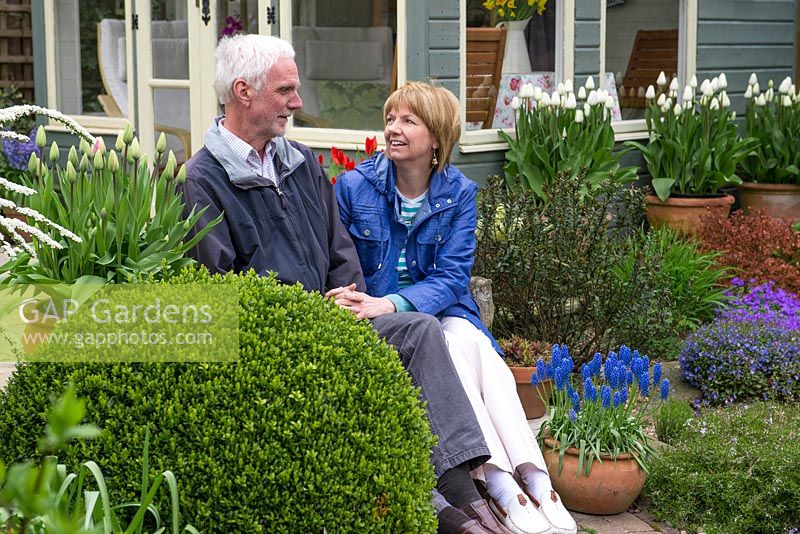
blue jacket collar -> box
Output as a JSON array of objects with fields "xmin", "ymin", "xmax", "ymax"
[
  {"xmin": 356, "ymin": 152, "xmax": 458, "ymax": 208},
  {"xmin": 203, "ymin": 115, "xmax": 306, "ymax": 190}
]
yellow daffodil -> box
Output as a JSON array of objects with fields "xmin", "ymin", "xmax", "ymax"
[{"xmin": 508, "ymin": 0, "xmax": 516, "ymax": 9}]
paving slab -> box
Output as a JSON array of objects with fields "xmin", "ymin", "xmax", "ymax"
[
  {"xmin": 0, "ymin": 362, "xmax": 15, "ymax": 390},
  {"xmin": 573, "ymin": 512, "xmax": 658, "ymax": 533}
]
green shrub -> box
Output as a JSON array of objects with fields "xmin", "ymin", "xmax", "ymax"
[
  {"xmin": 617, "ymin": 228, "xmax": 730, "ymax": 358},
  {"xmin": 653, "ymin": 399, "xmax": 693, "ymax": 445},
  {"xmin": 646, "ymin": 402, "xmax": 800, "ymax": 533},
  {"xmin": 0, "ymin": 268, "xmax": 437, "ymax": 533},
  {"xmin": 474, "ymin": 171, "xmax": 671, "ymax": 364}
]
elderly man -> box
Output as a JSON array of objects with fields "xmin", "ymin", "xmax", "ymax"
[{"xmin": 182, "ymin": 34, "xmax": 511, "ymax": 534}]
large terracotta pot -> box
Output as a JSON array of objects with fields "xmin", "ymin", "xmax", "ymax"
[
  {"xmin": 542, "ymin": 437, "xmax": 646, "ymax": 515},
  {"xmin": 509, "ymin": 366, "xmax": 552, "ymax": 419},
  {"xmin": 645, "ymin": 193, "xmax": 734, "ymax": 236},
  {"xmin": 737, "ymin": 182, "xmax": 800, "ymax": 221}
]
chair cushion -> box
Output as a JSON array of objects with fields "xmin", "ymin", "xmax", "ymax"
[
  {"xmin": 117, "ymin": 37, "xmax": 189, "ymax": 81},
  {"xmin": 314, "ymin": 80, "xmax": 388, "ymax": 130},
  {"xmin": 305, "ymin": 40, "xmax": 387, "ymax": 81}
]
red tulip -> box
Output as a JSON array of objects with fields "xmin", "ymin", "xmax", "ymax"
[
  {"xmin": 330, "ymin": 176, "xmax": 337, "ymax": 185},
  {"xmin": 318, "ymin": 154, "xmax": 324, "ymax": 165},
  {"xmin": 345, "ymin": 158, "xmax": 355, "ymax": 171},
  {"xmin": 365, "ymin": 136, "xmax": 378, "ymax": 156}
]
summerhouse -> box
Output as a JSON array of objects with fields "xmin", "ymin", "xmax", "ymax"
[{"xmin": 9, "ymin": 0, "xmax": 800, "ymax": 181}]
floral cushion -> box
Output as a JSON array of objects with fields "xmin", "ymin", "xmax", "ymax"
[{"xmin": 314, "ymin": 81, "xmax": 389, "ymax": 131}]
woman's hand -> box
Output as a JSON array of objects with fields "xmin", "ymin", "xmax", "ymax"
[{"xmin": 326, "ymin": 288, "xmax": 396, "ymax": 320}]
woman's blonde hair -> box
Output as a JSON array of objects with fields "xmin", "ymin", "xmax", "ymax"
[{"xmin": 384, "ymin": 82, "xmax": 461, "ymax": 173}]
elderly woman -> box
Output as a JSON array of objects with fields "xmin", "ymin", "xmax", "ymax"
[{"xmin": 327, "ymin": 82, "xmax": 577, "ymax": 534}]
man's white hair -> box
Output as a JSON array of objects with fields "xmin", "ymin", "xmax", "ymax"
[{"xmin": 214, "ymin": 34, "xmax": 296, "ymax": 105}]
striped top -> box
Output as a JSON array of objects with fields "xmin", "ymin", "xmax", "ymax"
[
  {"xmin": 218, "ymin": 119, "xmax": 278, "ymax": 185},
  {"xmin": 396, "ymin": 189, "xmax": 428, "ymax": 289}
]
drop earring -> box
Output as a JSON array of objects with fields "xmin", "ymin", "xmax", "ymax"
[{"xmin": 431, "ymin": 150, "xmax": 439, "ymax": 167}]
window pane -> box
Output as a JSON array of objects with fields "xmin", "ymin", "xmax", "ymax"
[
  {"xmin": 290, "ymin": 0, "xmax": 397, "ymax": 131},
  {"xmin": 465, "ymin": 0, "xmax": 557, "ymax": 130},
  {"xmin": 54, "ymin": 0, "xmax": 126, "ymax": 115},
  {"xmin": 606, "ymin": 0, "xmax": 679, "ymax": 120}
]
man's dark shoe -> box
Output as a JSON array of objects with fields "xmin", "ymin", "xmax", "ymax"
[
  {"xmin": 454, "ymin": 519, "xmax": 493, "ymax": 534},
  {"xmin": 461, "ymin": 499, "xmax": 514, "ymax": 534}
]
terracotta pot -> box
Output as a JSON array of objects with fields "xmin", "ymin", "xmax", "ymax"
[
  {"xmin": 645, "ymin": 193, "xmax": 734, "ymax": 236},
  {"xmin": 542, "ymin": 437, "xmax": 646, "ymax": 515},
  {"xmin": 737, "ymin": 182, "xmax": 800, "ymax": 221},
  {"xmin": 509, "ymin": 366, "xmax": 552, "ymax": 419},
  {"xmin": 21, "ymin": 318, "xmax": 58, "ymax": 354}
]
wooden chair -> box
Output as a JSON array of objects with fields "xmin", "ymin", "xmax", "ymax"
[
  {"xmin": 619, "ymin": 29, "xmax": 678, "ymax": 109},
  {"xmin": 466, "ymin": 27, "xmax": 506, "ymax": 128}
]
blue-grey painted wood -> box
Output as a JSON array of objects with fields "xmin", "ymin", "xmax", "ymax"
[
  {"xmin": 698, "ymin": 46, "xmax": 794, "ymax": 69},
  {"xmin": 31, "ymin": 0, "xmax": 47, "ymax": 108},
  {"xmin": 698, "ymin": 21, "xmax": 793, "ymax": 45},
  {"xmin": 451, "ymin": 161, "xmax": 505, "ymax": 184},
  {"xmin": 575, "ymin": 48, "xmax": 601, "ymax": 75},
  {"xmin": 437, "ymin": 79, "xmax": 460, "ymax": 96},
  {"xmin": 576, "ymin": 0, "xmax": 601, "ymax": 80},
  {"xmin": 699, "ymin": 0, "xmax": 793, "ymax": 21},
  {"xmin": 429, "ymin": 0, "xmax": 459, "ymax": 19},
  {"xmin": 430, "ymin": 50, "xmax": 460, "ymax": 77},
  {"xmin": 697, "ymin": 69, "xmax": 792, "ymax": 92},
  {"xmin": 405, "ymin": 1, "xmax": 431, "ymax": 81},
  {"xmin": 429, "ymin": 21, "xmax": 460, "ymax": 49},
  {"xmin": 576, "ymin": 0, "xmax": 601, "ymax": 20},
  {"xmin": 576, "ymin": 20, "xmax": 601, "ymax": 47}
]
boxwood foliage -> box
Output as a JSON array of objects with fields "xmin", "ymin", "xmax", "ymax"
[{"xmin": 0, "ymin": 269, "xmax": 437, "ymax": 533}]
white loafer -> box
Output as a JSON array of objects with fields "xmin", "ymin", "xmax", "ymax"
[
  {"xmin": 488, "ymin": 494, "xmax": 551, "ymax": 534},
  {"xmin": 535, "ymin": 490, "xmax": 577, "ymax": 534}
]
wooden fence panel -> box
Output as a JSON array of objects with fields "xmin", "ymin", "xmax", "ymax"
[{"xmin": 0, "ymin": 0, "xmax": 33, "ymax": 101}]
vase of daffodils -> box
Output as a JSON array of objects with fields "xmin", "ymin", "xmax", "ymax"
[{"xmin": 484, "ymin": 0, "xmax": 547, "ymax": 74}]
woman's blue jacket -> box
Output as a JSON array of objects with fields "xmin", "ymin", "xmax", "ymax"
[{"xmin": 335, "ymin": 153, "xmax": 502, "ymax": 355}]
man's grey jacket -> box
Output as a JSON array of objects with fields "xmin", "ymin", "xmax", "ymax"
[{"xmin": 182, "ymin": 118, "xmax": 365, "ymax": 293}]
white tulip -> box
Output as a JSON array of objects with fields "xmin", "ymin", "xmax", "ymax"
[
  {"xmin": 645, "ymin": 85, "xmax": 656, "ymax": 100},
  {"xmin": 766, "ymin": 88, "xmax": 774, "ymax": 102},
  {"xmin": 587, "ymin": 90, "xmax": 598, "ymax": 106},
  {"xmin": 744, "ymin": 85, "xmax": 753, "ymax": 99},
  {"xmin": 561, "ymin": 127, "xmax": 567, "ymax": 139},
  {"xmin": 584, "ymin": 102, "xmax": 591, "ymax": 116},
  {"xmin": 673, "ymin": 103, "xmax": 683, "ymax": 116},
  {"xmin": 779, "ymin": 76, "xmax": 792, "ymax": 94},
  {"xmin": 783, "ymin": 95, "xmax": 792, "ymax": 107},
  {"xmin": 532, "ymin": 86, "xmax": 543, "ymax": 101},
  {"xmin": 669, "ymin": 90, "xmax": 678, "ymax": 99},
  {"xmin": 721, "ymin": 92, "xmax": 731, "ymax": 108},
  {"xmin": 756, "ymin": 94, "xmax": 767, "ymax": 106},
  {"xmin": 711, "ymin": 77, "xmax": 719, "ymax": 92},
  {"xmin": 768, "ymin": 79, "xmax": 774, "ymax": 89},
  {"xmin": 565, "ymin": 93, "xmax": 577, "ymax": 109},
  {"xmin": 657, "ymin": 71, "xmax": 667, "ymax": 86},
  {"xmin": 564, "ymin": 79, "xmax": 574, "ymax": 93},
  {"xmin": 575, "ymin": 109, "xmax": 584, "ymax": 123},
  {"xmin": 585, "ymin": 76, "xmax": 595, "ymax": 90},
  {"xmin": 684, "ymin": 99, "xmax": 693, "ymax": 110},
  {"xmin": 731, "ymin": 111, "xmax": 737, "ymax": 120},
  {"xmin": 605, "ymin": 94, "xmax": 614, "ymax": 109},
  {"xmin": 557, "ymin": 82, "xmax": 566, "ymax": 95},
  {"xmin": 511, "ymin": 96, "xmax": 521, "ymax": 110},
  {"xmin": 578, "ymin": 86, "xmax": 587, "ymax": 100},
  {"xmin": 541, "ymin": 92, "xmax": 551, "ymax": 107},
  {"xmin": 748, "ymin": 72, "xmax": 758, "ymax": 86},
  {"xmin": 702, "ymin": 81, "xmax": 714, "ymax": 97},
  {"xmin": 752, "ymin": 82, "xmax": 760, "ymax": 95},
  {"xmin": 689, "ymin": 75, "xmax": 698, "ymax": 88},
  {"xmin": 657, "ymin": 93, "xmax": 666, "ymax": 106},
  {"xmin": 683, "ymin": 85, "xmax": 694, "ymax": 102},
  {"xmin": 669, "ymin": 77, "xmax": 679, "ymax": 91},
  {"xmin": 709, "ymin": 97, "xmax": 720, "ymax": 110},
  {"xmin": 718, "ymin": 73, "xmax": 728, "ymax": 89}
]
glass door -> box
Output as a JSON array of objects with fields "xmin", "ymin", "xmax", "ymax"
[{"xmin": 134, "ymin": 0, "xmax": 271, "ymax": 162}]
